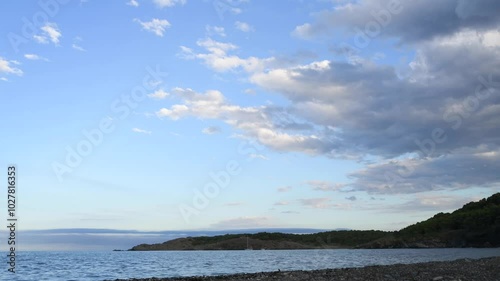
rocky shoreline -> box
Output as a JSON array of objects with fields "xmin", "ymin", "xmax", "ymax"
[{"xmin": 106, "ymin": 256, "xmax": 500, "ymax": 281}]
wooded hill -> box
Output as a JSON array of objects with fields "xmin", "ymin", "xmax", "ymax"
[{"xmin": 130, "ymin": 193, "xmax": 500, "ymax": 250}]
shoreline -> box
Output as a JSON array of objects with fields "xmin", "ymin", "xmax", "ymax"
[{"xmin": 106, "ymin": 256, "xmax": 500, "ymax": 281}]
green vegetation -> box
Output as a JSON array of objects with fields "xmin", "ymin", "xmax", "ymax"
[
  {"xmin": 394, "ymin": 193, "xmax": 500, "ymax": 247},
  {"xmin": 130, "ymin": 193, "xmax": 500, "ymax": 251}
]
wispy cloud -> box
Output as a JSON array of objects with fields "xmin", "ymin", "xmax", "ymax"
[
  {"xmin": 134, "ymin": 18, "xmax": 171, "ymax": 37},
  {"xmin": 277, "ymin": 186, "xmax": 292, "ymax": 192},
  {"xmin": 248, "ymin": 153, "xmax": 268, "ymax": 160},
  {"xmin": 132, "ymin": 128, "xmax": 152, "ymax": 134},
  {"xmin": 235, "ymin": 21, "xmax": 254, "ymax": 32},
  {"xmin": 127, "ymin": 0, "xmax": 139, "ymax": 6},
  {"xmin": 206, "ymin": 25, "xmax": 226, "ymax": 37},
  {"xmin": 298, "ymin": 198, "xmax": 332, "ymax": 209},
  {"xmin": 24, "ymin": 54, "xmax": 49, "ymax": 61},
  {"xmin": 153, "ymin": 0, "xmax": 186, "ymax": 8},
  {"xmin": 72, "ymin": 44, "xmax": 86, "ymax": 51},
  {"xmin": 202, "ymin": 126, "xmax": 221, "ymax": 135},
  {"xmin": 274, "ymin": 201, "xmax": 289, "ymax": 206},
  {"xmin": 210, "ymin": 216, "xmax": 274, "ymax": 229},
  {"xmin": 224, "ymin": 202, "xmax": 244, "ymax": 206},
  {"xmin": 306, "ymin": 180, "xmax": 345, "ymax": 192}
]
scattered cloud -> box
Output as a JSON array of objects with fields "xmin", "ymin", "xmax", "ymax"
[
  {"xmin": 134, "ymin": 18, "xmax": 171, "ymax": 37},
  {"xmin": 127, "ymin": 0, "xmax": 139, "ymax": 6},
  {"xmin": 281, "ymin": 210, "xmax": 300, "ymax": 214},
  {"xmin": 164, "ymin": 2, "xmax": 500, "ymax": 197},
  {"xmin": 24, "ymin": 54, "xmax": 49, "ymax": 61},
  {"xmin": 244, "ymin": 88, "xmax": 256, "ymax": 95},
  {"xmin": 248, "ymin": 153, "xmax": 268, "ymax": 160},
  {"xmin": 345, "ymin": 196, "xmax": 357, "ymax": 201},
  {"xmin": 72, "ymin": 44, "xmax": 86, "ymax": 52},
  {"xmin": 206, "ymin": 25, "xmax": 226, "ymax": 37},
  {"xmin": 0, "ymin": 57, "xmax": 23, "ymax": 76},
  {"xmin": 34, "ymin": 23, "xmax": 62, "ymax": 45},
  {"xmin": 132, "ymin": 128, "xmax": 152, "ymax": 134},
  {"xmin": 71, "ymin": 36, "xmax": 86, "ymax": 51},
  {"xmin": 210, "ymin": 216, "xmax": 273, "ymax": 229},
  {"xmin": 298, "ymin": 198, "xmax": 332, "ymax": 209},
  {"xmin": 234, "ymin": 21, "xmax": 254, "ymax": 32},
  {"xmin": 306, "ymin": 180, "xmax": 345, "ymax": 192},
  {"xmin": 0, "ymin": 77, "xmax": 8, "ymax": 82},
  {"xmin": 376, "ymin": 194, "xmax": 481, "ymax": 213},
  {"xmin": 148, "ymin": 89, "xmax": 169, "ymax": 99},
  {"xmin": 34, "ymin": 35, "xmax": 49, "ymax": 44},
  {"xmin": 202, "ymin": 126, "xmax": 221, "ymax": 135},
  {"xmin": 156, "ymin": 88, "xmax": 328, "ymax": 154},
  {"xmin": 274, "ymin": 201, "xmax": 289, "ymax": 206},
  {"xmin": 277, "ymin": 186, "xmax": 292, "ymax": 192},
  {"xmin": 180, "ymin": 38, "xmax": 275, "ymax": 72},
  {"xmin": 153, "ymin": 0, "xmax": 186, "ymax": 8},
  {"xmin": 224, "ymin": 202, "xmax": 244, "ymax": 206}
]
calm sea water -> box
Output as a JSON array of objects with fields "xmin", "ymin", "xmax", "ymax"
[{"xmin": 4, "ymin": 248, "xmax": 500, "ymax": 281}]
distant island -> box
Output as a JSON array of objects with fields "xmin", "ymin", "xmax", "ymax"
[{"xmin": 130, "ymin": 193, "xmax": 500, "ymax": 251}]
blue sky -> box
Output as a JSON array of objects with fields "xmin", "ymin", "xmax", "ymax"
[{"xmin": 1, "ymin": 0, "xmax": 500, "ymax": 250}]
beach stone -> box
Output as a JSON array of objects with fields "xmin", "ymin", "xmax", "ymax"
[{"xmin": 104, "ymin": 257, "xmax": 500, "ymax": 281}]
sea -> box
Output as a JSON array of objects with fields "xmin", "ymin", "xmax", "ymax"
[{"xmin": 3, "ymin": 248, "xmax": 500, "ymax": 281}]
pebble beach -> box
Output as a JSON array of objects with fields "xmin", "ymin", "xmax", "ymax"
[{"xmin": 106, "ymin": 256, "xmax": 500, "ymax": 281}]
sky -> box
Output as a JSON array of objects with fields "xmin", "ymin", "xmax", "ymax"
[{"xmin": 1, "ymin": 0, "xmax": 499, "ymax": 250}]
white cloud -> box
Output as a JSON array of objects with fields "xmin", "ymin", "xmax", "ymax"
[
  {"xmin": 72, "ymin": 44, "xmax": 86, "ymax": 52},
  {"xmin": 206, "ymin": 25, "xmax": 226, "ymax": 37},
  {"xmin": 156, "ymin": 88, "xmax": 327, "ymax": 154},
  {"xmin": 147, "ymin": 89, "xmax": 169, "ymax": 99},
  {"xmin": 0, "ymin": 77, "xmax": 8, "ymax": 82},
  {"xmin": 274, "ymin": 201, "xmax": 289, "ymax": 206},
  {"xmin": 127, "ymin": 0, "xmax": 139, "ymax": 6},
  {"xmin": 292, "ymin": 23, "xmax": 315, "ymax": 39},
  {"xmin": 153, "ymin": 0, "xmax": 186, "ymax": 8},
  {"xmin": 24, "ymin": 54, "xmax": 48, "ymax": 61},
  {"xmin": 244, "ymin": 88, "xmax": 256, "ymax": 95},
  {"xmin": 277, "ymin": 186, "xmax": 292, "ymax": 192},
  {"xmin": 132, "ymin": 128, "xmax": 152, "ymax": 134},
  {"xmin": 0, "ymin": 57, "xmax": 23, "ymax": 76},
  {"xmin": 248, "ymin": 153, "xmax": 268, "ymax": 160},
  {"xmin": 210, "ymin": 216, "xmax": 273, "ymax": 229},
  {"xmin": 234, "ymin": 21, "xmax": 254, "ymax": 32},
  {"xmin": 298, "ymin": 198, "xmax": 332, "ymax": 209},
  {"xmin": 35, "ymin": 23, "xmax": 62, "ymax": 45},
  {"xmin": 306, "ymin": 180, "xmax": 345, "ymax": 192},
  {"xmin": 134, "ymin": 18, "xmax": 171, "ymax": 37},
  {"xmin": 180, "ymin": 38, "xmax": 275, "ymax": 72},
  {"xmin": 33, "ymin": 35, "xmax": 49, "ymax": 44},
  {"xmin": 202, "ymin": 126, "xmax": 221, "ymax": 135}
]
